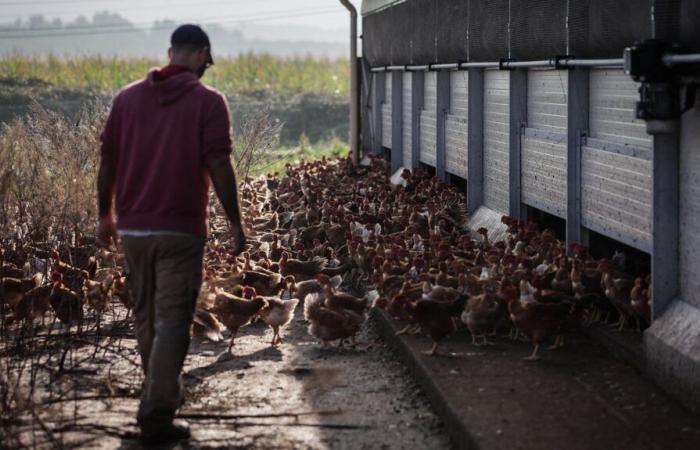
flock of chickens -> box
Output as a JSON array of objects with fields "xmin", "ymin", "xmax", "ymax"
[{"xmin": 1, "ymin": 155, "xmax": 651, "ymax": 361}]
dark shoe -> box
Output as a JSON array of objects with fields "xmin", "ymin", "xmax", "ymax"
[{"xmin": 140, "ymin": 419, "xmax": 191, "ymax": 445}]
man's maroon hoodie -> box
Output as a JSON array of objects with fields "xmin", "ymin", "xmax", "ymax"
[{"xmin": 99, "ymin": 65, "xmax": 232, "ymax": 236}]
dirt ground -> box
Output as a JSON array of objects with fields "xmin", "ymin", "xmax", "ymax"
[{"xmin": 2, "ymin": 303, "xmax": 451, "ymax": 449}]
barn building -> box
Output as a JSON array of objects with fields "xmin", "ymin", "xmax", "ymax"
[{"xmin": 359, "ymin": 0, "xmax": 700, "ymax": 411}]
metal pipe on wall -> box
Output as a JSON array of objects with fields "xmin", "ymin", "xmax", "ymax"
[{"xmin": 339, "ymin": 0, "xmax": 359, "ymax": 164}]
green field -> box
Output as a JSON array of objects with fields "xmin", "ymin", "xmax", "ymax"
[{"xmin": 0, "ymin": 53, "xmax": 349, "ymax": 97}]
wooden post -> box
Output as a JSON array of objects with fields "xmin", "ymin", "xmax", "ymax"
[{"xmin": 467, "ymin": 68, "xmax": 484, "ymax": 212}]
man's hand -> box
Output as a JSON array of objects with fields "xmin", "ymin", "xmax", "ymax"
[
  {"xmin": 231, "ymin": 225, "xmax": 247, "ymax": 256},
  {"xmin": 205, "ymin": 153, "xmax": 248, "ymax": 256},
  {"xmin": 96, "ymin": 215, "xmax": 118, "ymax": 250}
]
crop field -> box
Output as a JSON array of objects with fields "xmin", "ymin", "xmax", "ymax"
[
  {"xmin": 0, "ymin": 53, "xmax": 349, "ymax": 97},
  {"xmin": 0, "ymin": 53, "xmax": 351, "ymax": 148}
]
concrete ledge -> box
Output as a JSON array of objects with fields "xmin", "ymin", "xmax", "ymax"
[
  {"xmin": 645, "ymin": 299, "xmax": 700, "ymax": 414},
  {"xmin": 372, "ymin": 308, "xmax": 700, "ymax": 450},
  {"xmin": 371, "ymin": 309, "xmax": 476, "ymax": 450},
  {"xmin": 583, "ymin": 324, "xmax": 645, "ymax": 373}
]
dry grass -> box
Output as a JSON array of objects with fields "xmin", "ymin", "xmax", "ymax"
[{"xmin": 0, "ymin": 100, "xmax": 105, "ymax": 243}]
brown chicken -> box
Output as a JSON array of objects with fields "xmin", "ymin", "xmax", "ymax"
[
  {"xmin": 12, "ymin": 284, "xmax": 53, "ymax": 325},
  {"xmin": 408, "ymin": 295, "xmax": 466, "ymax": 356},
  {"xmin": 279, "ymin": 252, "xmax": 327, "ymax": 281},
  {"xmin": 212, "ymin": 286, "xmax": 267, "ymax": 352},
  {"xmin": 603, "ymin": 273, "xmax": 635, "ymax": 331},
  {"xmin": 192, "ymin": 307, "xmax": 225, "ymax": 342},
  {"xmin": 239, "ymin": 270, "xmax": 283, "ymax": 296},
  {"xmin": 630, "ymin": 277, "xmax": 651, "ymax": 329},
  {"xmin": 49, "ymin": 282, "xmax": 85, "ymax": 330},
  {"xmin": 285, "ymin": 274, "xmax": 341, "ymax": 303},
  {"xmin": 506, "ymin": 285, "xmax": 574, "ymax": 361},
  {"xmin": 461, "ymin": 283, "xmax": 502, "ymax": 345},
  {"xmin": 303, "ymin": 291, "xmax": 363, "ymax": 347},
  {"xmin": 112, "ymin": 275, "xmax": 134, "ymax": 313},
  {"xmin": 1, "ymin": 274, "xmax": 41, "ymax": 307}
]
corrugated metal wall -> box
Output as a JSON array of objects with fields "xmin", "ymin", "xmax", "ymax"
[
  {"xmin": 482, "ymin": 70, "xmax": 510, "ymax": 214},
  {"xmin": 445, "ymin": 71, "xmax": 469, "ymax": 179},
  {"xmin": 680, "ymin": 103, "xmax": 700, "ymax": 309},
  {"xmin": 402, "ymin": 72, "xmax": 413, "ymax": 168},
  {"xmin": 581, "ymin": 70, "xmax": 653, "ymax": 251},
  {"xmin": 521, "ymin": 69, "xmax": 569, "ymax": 218},
  {"xmin": 382, "ymin": 74, "xmax": 393, "ymax": 149},
  {"xmin": 420, "ymin": 71, "xmax": 438, "ymax": 166}
]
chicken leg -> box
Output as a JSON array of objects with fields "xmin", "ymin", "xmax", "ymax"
[
  {"xmin": 422, "ymin": 342, "xmax": 439, "ymax": 356},
  {"xmin": 523, "ymin": 344, "xmax": 540, "ymax": 361},
  {"xmin": 270, "ymin": 325, "xmax": 280, "ymax": 346}
]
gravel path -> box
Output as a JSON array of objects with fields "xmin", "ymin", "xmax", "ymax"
[{"xmin": 8, "ymin": 306, "xmax": 451, "ymax": 449}]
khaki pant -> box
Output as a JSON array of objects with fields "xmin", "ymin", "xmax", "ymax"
[{"xmin": 121, "ymin": 234, "xmax": 205, "ymax": 433}]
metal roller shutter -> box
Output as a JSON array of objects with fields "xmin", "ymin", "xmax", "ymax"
[
  {"xmin": 402, "ymin": 72, "xmax": 413, "ymax": 168},
  {"xmin": 482, "ymin": 70, "xmax": 510, "ymax": 214},
  {"xmin": 521, "ymin": 69, "xmax": 568, "ymax": 218},
  {"xmin": 445, "ymin": 71, "xmax": 468, "ymax": 179},
  {"xmin": 420, "ymin": 71, "xmax": 437, "ymax": 166},
  {"xmin": 382, "ymin": 74, "xmax": 392, "ymax": 149},
  {"xmin": 581, "ymin": 69, "xmax": 652, "ymax": 252}
]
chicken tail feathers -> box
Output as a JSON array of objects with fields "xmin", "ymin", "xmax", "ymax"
[{"xmin": 303, "ymin": 293, "xmax": 323, "ymax": 321}]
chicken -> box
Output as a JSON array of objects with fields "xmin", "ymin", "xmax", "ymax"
[
  {"xmin": 630, "ymin": 277, "xmax": 651, "ymax": 329},
  {"xmin": 192, "ymin": 307, "xmax": 225, "ymax": 342},
  {"xmin": 211, "ymin": 286, "xmax": 267, "ymax": 352},
  {"xmin": 112, "ymin": 275, "xmax": 134, "ymax": 312},
  {"xmin": 1, "ymin": 274, "xmax": 41, "ymax": 308},
  {"xmin": 285, "ymin": 274, "xmax": 342, "ymax": 303},
  {"xmin": 461, "ymin": 283, "xmax": 502, "ymax": 345},
  {"xmin": 259, "ymin": 297, "xmax": 300, "ymax": 345},
  {"xmin": 83, "ymin": 278, "xmax": 111, "ymax": 315},
  {"xmin": 422, "ymin": 282, "xmax": 462, "ymax": 304},
  {"xmin": 49, "ymin": 282, "xmax": 85, "ymax": 330},
  {"xmin": 239, "ymin": 270, "xmax": 283, "ymax": 296},
  {"xmin": 279, "ymin": 252, "xmax": 327, "ymax": 281},
  {"xmin": 409, "ymin": 295, "xmax": 466, "ymax": 356},
  {"xmin": 12, "ymin": 284, "xmax": 53, "ymax": 325},
  {"xmin": 602, "ymin": 273, "xmax": 635, "ymax": 331},
  {"xmin": 322, "ymin": 282, "xmax": 372, "ymax": 317},
  {"xmin": 506, "ymin": 284, "xmax": 574, "ymax": 361},
  {"xmin": 304, "ymin": 292, "xmax": 363, "ymax": 347},
  {"xmin": 1, "ymin": 263, "xmax": 25, "ymax": 279},
  {"xmin": 52, "ymin": 256, "xmax": 89, "ymax": 294}
]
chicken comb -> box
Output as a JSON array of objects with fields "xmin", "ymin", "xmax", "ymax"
[
  {"xmin": 242, "ymin": 286, "xmax": 257, "ymax": 299},
  {"xmin": 316, "ymin": 274, "xmax": 330, "ymax": 285}
]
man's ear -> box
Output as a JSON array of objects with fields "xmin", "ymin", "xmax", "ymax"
[{"xmin": 167, "ymin": 47, "xmax": 173, "ymax": 59}]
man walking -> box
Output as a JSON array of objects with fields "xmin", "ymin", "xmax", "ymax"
[{"xmin": 96, "ymin": 24, "xmax": 246, "ymax": 444}]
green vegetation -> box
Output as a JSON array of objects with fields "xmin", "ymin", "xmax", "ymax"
[
  {"xmin": 0, "ymin": 53, "xmax": 349, "ymax": 97},
  {"xmin": 249, "ymin": 136, "xmax": 349, "ymax": 177}
]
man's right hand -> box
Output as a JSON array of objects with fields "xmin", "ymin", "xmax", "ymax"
[{"xmin": 231, "ymin": 226, "xmax": 247, "ymax": 256}]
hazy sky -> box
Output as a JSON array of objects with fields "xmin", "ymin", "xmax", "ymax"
[{"xmin": 0, "ymin": 0, "xmax": 361, "ymax": 32}]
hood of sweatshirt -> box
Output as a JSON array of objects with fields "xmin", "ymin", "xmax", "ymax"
[{"xmin": 147, "ymin": 66, "xmax": 200, "ymax": 106}]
